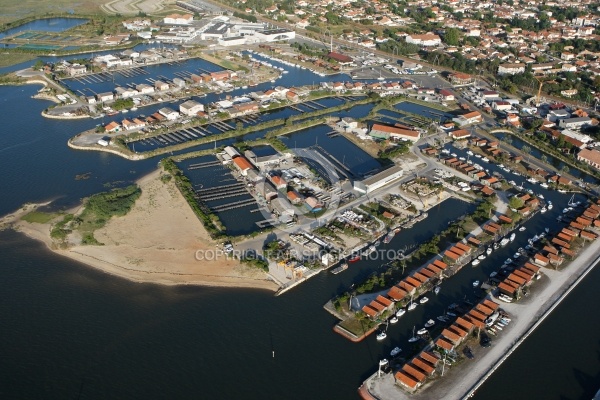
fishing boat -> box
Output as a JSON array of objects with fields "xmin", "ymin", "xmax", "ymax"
[
  {"xmin": 472, "ymin": 259, "xmax": 480, "ymax": 266},
  {"xmin": 434, "ymin": 286, "xmax": 440, "ymax": 295},
  {"xmin": 519, "ymin": 226, "xmax": 526, "ymax": 232},
  {"xmin": 348, "ymin": 254, "xmax": 360, "ymax": 263},
  {"xmin": 396, "ymin": 308, "xmax": 406, "ymax": 317},
  {"xmin": 390, "ymin": 347, "xmax": 402, "ymax": 357},
  {"xmin": 331, "ymin": 263, "xmax": 348, "ymax": 275},
  {"xmin": 419, "ymin": 297, "xmax": 429, "ymax": 304},
  {"xmin": 376, "ymin": 331, "xmax": 387, "ymax": 340},
  {"xmin": 390, "ymin": 316, "xmax": 399, "ymax": 324},
  {"xmin": 486, "ymin": 247, "xmax": 492, "ymax": 255},
  {"xmin": 509, "ymin": 233, "xmax": 516, "ymax": 242},
  {"xmin": 424, "ymin": 319, "xmax": 435, "ymax": 328},
  {"xmin": 408, "ymin": 327, "xmax": 419, "ymax": 343},
  {"xmin": 383, "ymin": 230, "xmax": 395, "ymax": 244},
  {"xmin": 472, "ymin": 280, "xmax": 480, "ymax": 288},
  {"xmin": 417, "ymin": 328, "xmax": 428, "ymax": 335}
]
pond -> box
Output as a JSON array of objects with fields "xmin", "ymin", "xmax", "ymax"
[
  {"xmin": 394, "ymin": 101, "xmax": 454, "ymax": 121},
  {"xmin": 0, "ymin": 18, "xmax": 88, "ymax": 40}
]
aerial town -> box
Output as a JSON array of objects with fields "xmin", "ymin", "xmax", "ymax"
[{"xmin": 2, "ymin": 0, "xmax": 600, "ymax": 399}]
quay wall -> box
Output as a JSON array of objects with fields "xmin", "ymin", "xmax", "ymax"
[
  {"xmin": 461, "ymin": 243, "xmax": 600, "ymax": 399},
  {"xmin": 67, "ymin": 140, "xmax": 143, "ymax": 160}
]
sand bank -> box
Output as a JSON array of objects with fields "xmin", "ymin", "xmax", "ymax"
[{"xmin": 11, "ymin": 169, "xmax": 279, "ymax": 291}]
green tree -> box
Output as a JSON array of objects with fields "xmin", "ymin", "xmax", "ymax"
[
  {"xmin": 444, "ymin": 28, "xmax": 461, "ymax": 46},
  {"xmin": 509, "ymin": 196, "xmax": 524, "ymax": 209}
]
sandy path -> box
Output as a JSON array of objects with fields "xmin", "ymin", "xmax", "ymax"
[
  {"xmin": 14, "ymin": 169, "xmax": 279, "ymax": 291},
  {"xmin": 362, "ymin": 238, "xmax": 600, "ymax": 400}
]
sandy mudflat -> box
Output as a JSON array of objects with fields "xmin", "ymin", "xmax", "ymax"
[{"xmin": 13, "ymin": 169, "xmax": 278, "ymax": 291}]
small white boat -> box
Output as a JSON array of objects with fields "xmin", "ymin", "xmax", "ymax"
[
  {"xmin": 509, "ymin": 233, "xmax": 516, "ymax": 242},
  {"xmin": 494, "ymin": 324, "xmax": 503, "ymax": 331},
  {"xmin": 434, "ymin": 286, "xmax": 440, "ymax": 295},
  {"xmin": 425, "ymin": 319, "xmax": 435, "ymax": 328},
  {"xmin": 408, "ymin": 336, "xmax": 419, "ymax": 343},
  {"xmin": 473, "ymin": 280, "xmax": 480, "ymax": 287},
  {"xmin": 419, "ymin": 297, "xmax": 429, "ymax": 304},
  {"xmin": 417, "ymin": 328, "xmax": 428, "ymax": 335},
  {"xmin": 500, "ymin": 238, "xmax": 510, "ymax": 247},
  {"xmin": 519, "ymin": 226, "xmax": 526, "ymax": 232},
  {"xmin": 472, "ymin": 259, "xmax": 480, "ymax": 266},
  {"xmin": 538, "ymin": 194, "xmax": 545, "ymax": 199},
  {"xmin": 541, "ymin": 207, "xmax": 547, "ymax": 213},
  {"xmin": 396, "ymin": 308, "xmax": 406, "ymax": 317},
  {"xmin": 408, "ymin": 302, "xmax": 417, "ymax": 311},
  {"xmin": 390, "ymin": 347, "xmax": 402, "ymax": 357},
  {"xmin": 563, "ymin": 208, "xmax": 570, "ymax": 214},
  {"xmin": 540, "ymin": 183, "xmax": 549, "ymax": 189},
  {"xmin": 478, "ymin": 254, "xmax": 486, "ymax": 260},
  {"xmin": 548, "ymin": 203, "xmax": 553, "ymax": 210},
  {"xmin": 379, "ymin": 358, "xmax": 389, "ymax": 366},
  {"xmin": 390, "ymin": 316, "xmax": 399, "ymax": 324},
  {"xmin": 486, "ymin": 247, "xmax": 492, "ymax": 255},
  {"xmin": 514, "ymin": 253, "xmax": 521, "ymax": 259},
  {"xmin": 509, "ymin": 180, "xmax": 516, "ymax": 186},
  {"xmin": 505, "ymin": 258, "xmax": 513, "ymax": 264},
  {"xmin": 376, "ymin": 331, "xmax": 387, "ymax": 340}
]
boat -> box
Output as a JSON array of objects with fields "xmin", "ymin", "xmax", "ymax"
[
  {"xmin": 509, "ymin": 180, "xmax": 516, "ymax": 186},
  {"xmin": 390, "ymin": 347, "xmax": 402, "ymax": 357},
  {"xmin": 563, "ymin": 208, "xmax": 570, "ymax": 214},
  {"xmin": 348, "ymin": 254, "xmax": 360, "ymax": 263},
  {"xmin": 407, "ymin": 302, "xmax": 417, "ymax": 311},
  {"xmin": 538, "ymin": 194, "xmax": 545, "ymax": 199},
  {"xmin": 519, "ymin": 226, "xmax": 526, "ymax": 232},
  {"xmin": 374, "ymin": 240, "xmax": 381, "ymax": 247},
  {"xmin": 362, "ymin": 245, "xmax": 377, "ymax": 256},
  {"xmin": 494, "ymin": 324, "xmax": 503, "ymax": 331},
  {"xmin": 446, "ymin": 311, "xmax": 457, "ymax": 317},
  {"xmin": 568, "ymin": 195, "xmax": 577, "ymax": 207},
  {"xmin": 504, "ymin": 258, "xmax": 513, "ymax": 264},
  {"xmin": 434, "ymin": 286, "xmax": 440, "ymax": 295},
  {"xmin": 419, "ymin": 297, "xmax": 429, "ymax": 304},
  {"xmin": 437, "ymin": 315, "xmax": 449, "ymax": 322},
  {"xmin": 541, "ymin": 207, "xmax": 547, "ymax": 213},
  {"xmin": 379, "ymin": 359, "xmax": 389, "ymax": 367},
  {"xmin": 417, "ymin": 328, "xmax": 428, "ymax": 335},
  {"xmin": 408, "ymin": 327, "xmax": 419, "ymax": 343},
  {"xmin": 376, "ymin": 331, "xmax": 387, "ymax": 340},
  {"xmin": 331, "ymin": 263, "xmax": 348, "ymax": 275},
  {"xmin": 486, "ymin": 247, "xmax": 492, "ymax": 255},
  {"xmin": 500, "ymin": 238, "xmax": 510, "ymax": 247},
  {"xmin": 478, "ymin": 254, "xmax": 486, "ymax": 260},
  {"xmin": 472, "ymin": 259, "xmax": 480, "ymax": 266},
  {"xmin": 424, "ymin": 319, "xmax": 435, "ymax": 328},
  {"xmin": 545, "ymin": 227, "xmax": 550, "ymax": 233},
  {"xmin": 509, "ymin": 233, "xmax": 516, "ymax": 242},
  {"xmin": 514, "ymin": 253, "xmax": 521, "ymax": 259},
  {"xmin": 493, "ymin": 242, "xmax": 500, "ymax": 250},
  {"xmin": 473, "ymin": 280, "xmax": 480, "ymax": 287},
  {"xmin": 396, "ymin": 308, "xmax": 406, "ymax": 317},
  {"xmin": 390, "ymin": 316, "xmax": 399, "ymax": 324},
  {"xmin": 540, "ymin": 183, "xmax": 549, "ymax": 189},
  {"xmin": 383, "ymin": 230, "xmax": 395, "ymax": 244},
  {"xmin": 490, "ymin": 271, "xmax": 498, "ymax": 278},
  {"xmin": 548, "ymin": 203, "xmax": 553, "ymax": 210}
]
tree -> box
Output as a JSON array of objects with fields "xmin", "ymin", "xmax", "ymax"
[
  {"xmin": 540, "ymin": 154, "xmax": 548, "ymax": 164},
  {"xmin": 509, "ymin": 196, "xmax": 524, "ymax": 209},
  {"xmin": 521, "ymin": 145, "xmax": 531, "ymax": 161},
  {"xmin": 561, "ymin": 165, "xmax": 570, "ymax": 174},
  {"xmin": 444, "ymin": 28, "xmax": 461, "ymax": 46}
]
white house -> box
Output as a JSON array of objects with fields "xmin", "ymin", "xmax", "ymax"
[
  {"xmin": 136, "ymin": 83, "xmax": 154, "ymax": 94},
  {"xmin": 558, "ymin": 117, "xmax": 591, "ymax": 130},
  {"xmin": 253, "ymin": 28, "xmax": 295, "ymax": 42},
  {"xmin": 497, "ymin": 63, "xmax": 526, "ymax": 75},
  {"xmin": 492, "ymin": 101, "xmax": 512, "ymax": 111},
  {"xmin": 158, "ymin": 107, "xmax": 180, "ymax": 121},
  {"xmin": 405, "ymin": 33, "xmax": 442, "ymax": 47},
  {"xmin": 163, "ymin": 13, "xmax": 193, "ymax": 25},
  {"xmin": 179, "ymin": 100, "xmax": 204, "ymax": 116},
  {"xmin": 96, "ymin": 92, "xmax": 114, "ymax": 102}
]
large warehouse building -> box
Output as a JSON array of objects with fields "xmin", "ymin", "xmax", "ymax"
[{"xmin": 353, "ymin": 165, "xmax": 404, "ymax": 194}]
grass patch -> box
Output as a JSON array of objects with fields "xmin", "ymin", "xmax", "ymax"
[
  {"xmin": 21, "ymin": 210, "xmax": 58, "ymax": 224},
  {"xmin": 76, "ymin": 184, "xmax": 141, "ymax": 244},
  {"xmin": 50, "ymin": 213, "xmax": 74, "ymax": 241},
  {"xmin": 0, "ymin": 53, "xmax": 36, "ymax": 68}
]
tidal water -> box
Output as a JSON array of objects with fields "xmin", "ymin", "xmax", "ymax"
[{"xmin": 0, "ymin": 50, "xmax": 599, "ymax": 399}]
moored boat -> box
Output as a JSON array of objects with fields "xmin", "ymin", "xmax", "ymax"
[
  {"xmin": 519, "ymin": 226, "xmax": 526, "ymax": 232},
  {"xmin": 424, "ymin": 319, "xmax": 435, "ymax": 328},
  {"xmin": 390, "ymin": 347, "xmax": 402, "ymax": 357},
  {"xmin": 472, "ymin": 280, "xmax": 480, "ymax": 287},
  {"xmin": 472, "ymin": 259, "xmax": 480, "ymax": 267},
  {"xmin": 376, "ymin": 331, "xmax": 387, "ymax": 340},
  {"xmin": 419, "ymin": 297, "xmax": 429, "ymax": 304},
  {"xmin": 383, "ymin": 230, "xmax": 395, "ymax": 244},
  {"xmin": 509, "ymin": 233, "xmax": 516, "ymax": 242},
  {"xmin": 434, "ymin": 286, "xmax": 440, "ymax": 295},
  {"xmin": 500, "ymin": 238, "xmax": 510, "ymax": 247},
  {"xmin": 486, "ymin": 247, "xmax": 492, "ymax": 255},
  {"xmin": 331, "ymin": 263, "xmax": 348, "ymax": 275},
  {"xmin": 348, "ymin": 254, "xmax": 360, "ymax": 263},
  {"xmin": 396, "ymin": 308, "xmax": 406, "ymax": 317},
  {"xmin": 389, "ymin": 316, "xmax": 398, "ymax": 324},
  {"xmin": 417, "ymin": 328, "xmax": 428, "ymax": 335}
]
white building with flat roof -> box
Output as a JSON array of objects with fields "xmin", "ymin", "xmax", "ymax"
[
  {"xmin": 353, "ymin": 165, "xmax": 404, "ymax": 194},
  {"xmin": 179, "ymin": 100, "xmax": 204, "ymax": 116}
]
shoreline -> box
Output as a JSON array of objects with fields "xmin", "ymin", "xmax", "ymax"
[
  {"xmin": 359, "ymin": 238, "xmax": 600, "ymax": 400},
  {"xmin": 7, "ymin": 168, "xmax": 279, "ymax": 292}
]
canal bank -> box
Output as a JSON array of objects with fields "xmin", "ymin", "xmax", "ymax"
[{"xmin": 359, "ymin": 237, "xmax": 600, "ymax": 400}]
